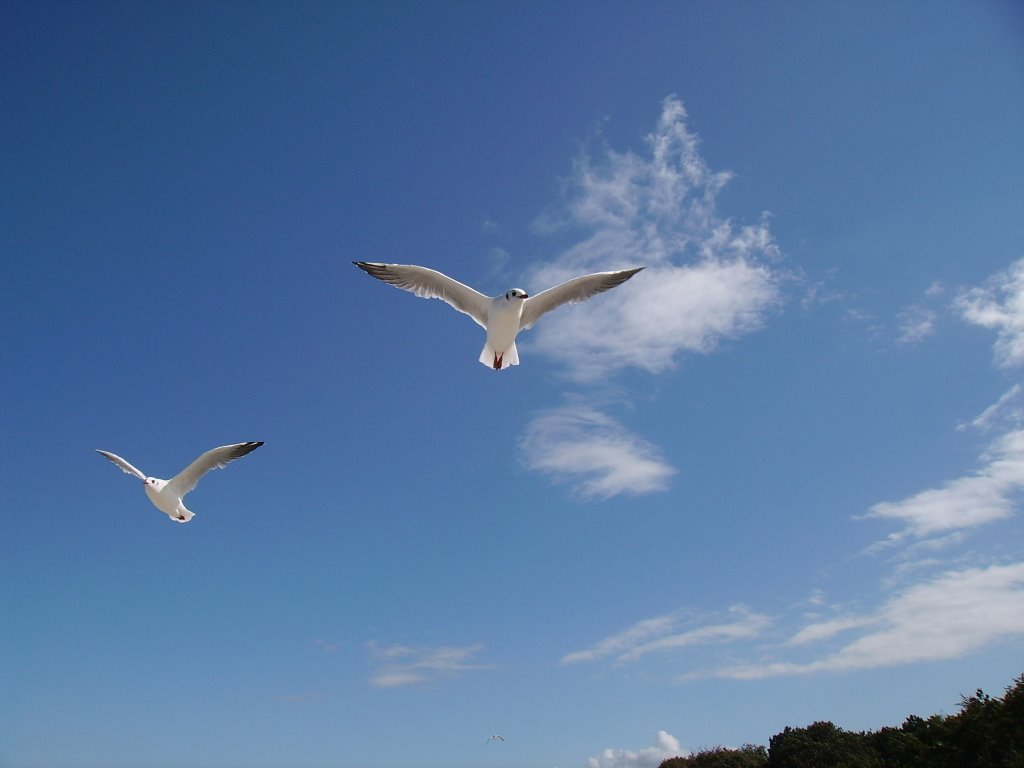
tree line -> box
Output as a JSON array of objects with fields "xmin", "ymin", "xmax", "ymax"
[{"xmin": 659, "ymin": 672, "xmax": 1024, "ymax": 768}]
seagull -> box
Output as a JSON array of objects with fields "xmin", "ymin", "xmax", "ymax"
[
  {"xmin": 353, "ymin": 261, "xmax": 644, "ymax": 370},
  {"xmin": 96, "ymin": 442, "xmax": 264, "ymax": 523},
  {"xmin": 486, "ymin": 734, "xmax": 505, "ymax": 744}
]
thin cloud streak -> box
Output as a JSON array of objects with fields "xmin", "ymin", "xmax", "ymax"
[
  {"xmin": 958, "ymin": 384, "xmax": 1024, "ymax": 433},
  {"xmin": 692, "ymin": 562, "xmax": 1024, "ymax": 680},
  {"xmin": 562, "ymin": 606, "xmax": 770, "ymax": 666},
  {"xmin": 520, "ymin": 406, "xmax": 675, "ymax": 499},
  {"xmin": 561, "ymin": 614, "xmax": 678, "ymax": 665},
  {"xmin": 618, "ymin": 614, "xmax": 771, "ymax": 663},
  {"xmin": 864, "ymin": 429, "xmax": 1024, "ymax": 541},
  {"xmin": 366, "ymin": 641, "xmax": 493, "ymax": 688}
]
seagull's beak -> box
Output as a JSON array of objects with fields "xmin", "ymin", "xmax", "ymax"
[{"xmin": 522, "ymin": 292, "xmax": 529, "ymax": 298}]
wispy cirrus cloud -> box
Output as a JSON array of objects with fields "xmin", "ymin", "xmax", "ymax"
[
  {"xmin": 561, "ymin": 606, "xmax": 770, "ymax": 666},
  {"xmin": 527, "ymin": 96, "xmax": 782, "ymax": 383},
  {"xmin": 520, "ymin": 406, "xmax": 675, "ymax": 500},
  {"xmin": 895, "ymin": 304, "xmax": 938, "ymax": 345},
  {"xmin": 955, "ymin": 258, "xmax": 1024, "ymax": 367},
  {"xmin": 894, "ymin": 281, "xmax": 944, "ymax": 346},
  {"xmin": 561, "ymin": 613, "xmax": 678, "ymax": 665},
  {"xmin": 693, "ymin": 562, "xmax": 1024, "ymax": 681},
  {"xmin": 864, "ymin": 428, "xmax": 1024, "ymax": 542},
  {"xmin": 366, "ymin": 641, "xmax": 493, "ymax": 688},
  {"xmin": 958, "ymin": 384, "xmax": 1024, "ymax": 433}
]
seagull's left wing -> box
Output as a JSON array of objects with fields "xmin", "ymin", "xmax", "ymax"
[
  {"xmin": 167, "ymin": 441, "xmax": 264, "ymax": 497},
  {"xmin": 520, "ymin": 267, "xmax": 643, "ymax": 330},
  {"xmin": 353, "ymin": 262, "xmax": 490, "ymax": 329},
  {"xmin": 96, "ymin": 449, "xmax": 146, "ymax": 480}
]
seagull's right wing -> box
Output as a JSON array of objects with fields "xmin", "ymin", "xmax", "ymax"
[
  {"xmin": 353, "ymin": 262, "xmax": 490, "ymax": 329},
  {"xmin": 520, "ymin": 267, "xmax": 644, "ymax": 330},
  {"xmin": 167, "ymin": 441, "xmax": 264, "ymax": 497},
  {"xmin": 96, "ymin": 450, "xmax": 146, "ymax": 480}
]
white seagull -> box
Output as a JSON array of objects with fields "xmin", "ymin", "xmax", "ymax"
[
  {"xmin": 486, "ymin": 734, "xmax": 505, "ymax": 744},
  {"xmin": 96, "ymin": 442, "xmax": 264, "ymax": 523},
  {"xmin": 353, "ymin": 261, "xmax": 644, "ymax": 370}
]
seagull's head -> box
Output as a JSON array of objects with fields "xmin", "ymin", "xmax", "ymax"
[
  {"xmin": 505, "ymin": 288, "xmax": 528, "ymax": 301},
  {"xmin": 143, "ymin": 477, "xmax": 158, "ymax": 488}
]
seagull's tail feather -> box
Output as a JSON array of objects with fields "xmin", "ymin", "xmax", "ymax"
[
  {"xmin": 172, "ymin": 509, "xmax": 195, "ymax": 524},
  {"xmin": 479, "ymin": 342, "xmax": 519, "ymax": 370}
]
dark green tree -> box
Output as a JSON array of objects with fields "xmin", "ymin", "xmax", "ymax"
[
  {"xmin": 658, "ymin": 672, "xmax": 1024, "ymax": 768},
  {"xmin": 943, "ymin": 676, "xmax": 1024, "ymax": 768},
  {"xmin": 866, "ymin": 725, "xmax": 927, "ymax": 767},
  {"xmin": 997, "ymin": 674, "xmax": 1024, "ymax": 766},
  {"xmin": 766, "ymin": 721, "xmax": 880, "ymax": 768},
  {"xmin": 661, "ymin": 745, "xmax": 767, "ymax": 768}
]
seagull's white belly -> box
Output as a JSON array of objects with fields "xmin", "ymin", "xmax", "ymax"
[
  {"xmin": 485, "ymin": 301, "xmax": 523, "ymax": 353},
  {"xmin": 145, "ymin": 484, "xmax": 179, "ymax": 516}
]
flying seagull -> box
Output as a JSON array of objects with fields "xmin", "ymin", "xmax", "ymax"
[
  {"xmin": 353, "ymin": 261, "xmax": 643, "ymax": 370},
  {"xmin": 486, "ymin": 734, "xmax": 505, "ymax": 744},
  {"xmin": 96, "ymin": 442, "xmax": 264, "ymax": 523}
]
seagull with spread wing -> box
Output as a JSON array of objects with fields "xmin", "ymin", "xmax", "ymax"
[
  {"xmin": 96, "ymin": 442, "xmax": 264, "ymax": 523},
  {"xmin": 353, "ymin": 261, "xmax": 643, "ymax": 370}
]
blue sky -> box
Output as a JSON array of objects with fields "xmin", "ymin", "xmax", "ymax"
[{"xmin": 3, "ymin": 2, "xmax": 1024, "ymax": 767}]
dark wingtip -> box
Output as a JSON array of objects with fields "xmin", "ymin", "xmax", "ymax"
[
  {"xmin": 232, "ymin": 441, "xmax": 264, "ymax": 459},
  {"xmin": 354, "ymin": 261, "xmax": 388, "ymax": 276}
]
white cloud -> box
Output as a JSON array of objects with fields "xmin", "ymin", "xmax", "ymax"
[
  {"xmin": 956, "ymin": 258, "xmax": 1024, "ymax": 367},
  {"xmin": 895, "ymin": 280, "xmax": 946, "ymax": 345},
  {"xmin": 366, "ymin": 641, "xmax": 493, "ymax": 688},
  {"xmin": 520, "ymin": 405, "xmax": 675, "ymax": 499},
  {"xmin": 562, "ymin": 606, "xmax": 770, "ymax": 666},
  {"xmin": 698, "ymin": 562, "xmax": 1024, "ymax": 680},
  {"xmin": 864, "ymin": 429, "xmax": 1024, "ymax": 540},
  {"xmin": 895, "ymin": 304, "xmax": 937, "ymax": 345},
  {"xmin": 527, "ymin": 96, "xmax": 781, "ymax": 382},
  {"xmin": 785, "ymin": 616, "xmax": 874, "ymax": 647},
  {"xmin": 958, "ymin": 384, "xmax": 1024, "ymax": 432},
  {"xmin": 586, "ymin": 731, "xmax": 687, "ymax": 768},
  {"xmin": 561, "ymin": 614, "xmax": 678, "ymax": 665},
  {"xmin": 617, "ymin": 608, "xmax": 770, "ymax": 663}
]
